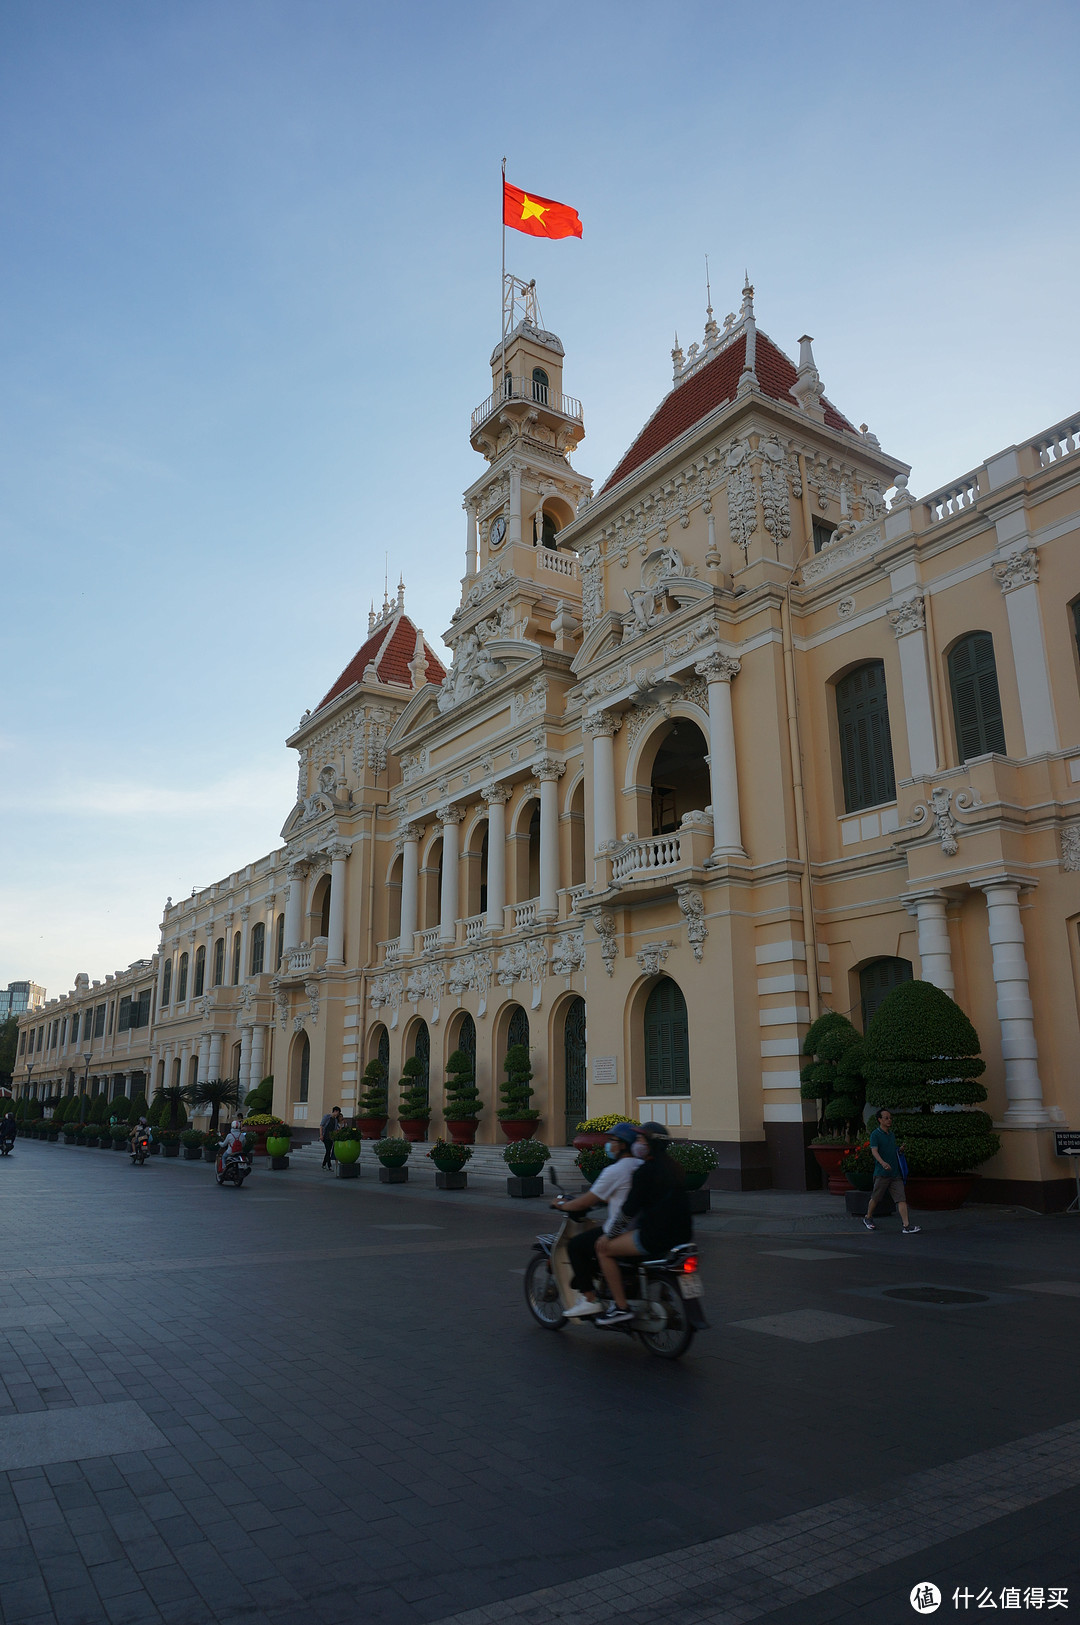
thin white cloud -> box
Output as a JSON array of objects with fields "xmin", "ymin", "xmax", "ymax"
[{"xmin": 0, "ymin": 767, "xmax": 293, "ymax": 818}]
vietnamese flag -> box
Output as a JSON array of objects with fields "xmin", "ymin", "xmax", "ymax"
[{"xmin": 503, "ymin": 180, "xmax": 582, "ymax": 240}]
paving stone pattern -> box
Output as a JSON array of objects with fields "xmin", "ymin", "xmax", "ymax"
[{"xmin": 1, "ymin": 1140, "xmax": 1079, "ymax": 1625}]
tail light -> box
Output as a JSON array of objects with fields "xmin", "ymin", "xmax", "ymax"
[{"xmin": 681, "ymin": 1256, "xmax": 698, "ymax": 1274}]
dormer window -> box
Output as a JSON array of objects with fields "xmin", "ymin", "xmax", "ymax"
[{"xmin": 532, "ymin": 367, "xmax": 549, "ymax": 404}]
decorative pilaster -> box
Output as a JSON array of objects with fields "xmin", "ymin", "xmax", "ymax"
[
  {"xmin": 399, "ymin": 824, "xmax": 423, "ymax": 946},
  {"xmin": 438, "ymin": 805, "xmax": 466, "ymax": 944},
  {"xmin": 584, "ymin": 713, "xmax": 621, "ymax": 856},
  {"xmin": 992, "ymin": 547, "xmax": 1058, "ymax": 756},
  {"xmin": 694, "ymin": 654, "xmax": 744, "ymax": 859},
  {"xmin": 888, "ymin": 594, "xmax": 938, "ymax": 777},
  {"xmin": 481, "ymin": 787, "xmax": 511, "ymax": 930},
  {"xmin": 325, "ymin": 841, "xmax": 352, "ymax": 966},
  {"xmin": 977, "ymin": 879, "xmax": 1051, "ymax": 1127},
  {"xmin": 904, "ymin": 891, "xmax": 955, "ymax": 994},
  {"xmin": 535, "ymin": 759, "xmax": 566, "ymax": 921}
]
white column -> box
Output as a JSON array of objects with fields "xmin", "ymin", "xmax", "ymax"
[
  {"xmin": 695, "ymin": 654, "xmax": 745, "ymax": 858},
  {"xmin": 197, "ymin": 1032, "xmax": 211, "ymax": 1087},
  {"xmin": 156, "ymin": 939, "xmax": 169, "ymax": 1009},
  {"xmin": 905, "ymin": 891, "xmax": 954, "ymax": 993},
  {"xmin": 482, "ymin": 787, "xmax": 510, "ymax": 930},
  {"xmin": 248, "ymin": 1026, "xmax": 265, "ymax": 1097},
  {"xmin": 536, "ymin": 759, "xmax": 565, "ymax": 921},
  {"xmin": 888, "ymin": 596, "xmax": 939, "ymax": 776},
  {"xmin": 208, "ymin": 1031, "xmax": 223, "ymax": 1082},
  {"xmin": 283, "ymin": 865, "xmax": 305, "ymax": 953},
  {"xmin": 509, "ymin": 462, "xmax": 522, "ymax": 546},
  {"xmin": 263, "ymin": 893, "xmax": 276, "ymax": 974},
  {"xmin": 399, "ymin": 825, "xmax": 421, "ymax": 945},
  {"xmin": 465, "ymin": 500, "xmax": 477, "ymax": 577},
  {"xmin": 325, "ymin": 842, "xmax": 350, "ymax": 966},
  {"xmin": 994, "ymin": 550, "xmax": 1058, "ymax": 756},
  {"xmin": 239, "ymin": 1026, "xmax": 253, "ymax": 1095},
  {"xmin": 238, "ymin": 906, "xmax": 251, "ymax": 980},
  {"xmin": 979, "ymin": 879, "xmax": 1050, "ymax": 1126},
  {"xmin": 439, "ymin": 806, "xmax": 465, "ymax": 944},
  {"xmin": 585, "ymin": 714, "xmax": 620, "ymax": 853}
]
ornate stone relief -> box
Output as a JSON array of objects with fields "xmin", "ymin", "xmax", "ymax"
[
  {"xmin": 447, "ymin": 952, "xmax": 494, "ymax": 1015},
  {"xmin": 303, "ymin": 981, "xmax": 320, "ymax": 1027},
  {"xmin": 726, "ymin": 440, "xmax": 757, "ymax": 559},
  {"xmin": 888, "ymin": 596, "xmax": 926, "ymax": 638},
  {"xmin": 992, "ymin": 548, "xmax": 1039, "ymax": 594},
  {"xmin": 907, "ymin": 785, "xmax": 980, "ymax": 857},
  {"xmin": 400, "ymin": 748, "xmax": 430, "ymax": 785},
  {"xmin": 801, "ymin": 521, "xmax": 885, "ymax": 584},
  {"xmin": 1061, "ymin": 825, "xmax": 1080, "ymax": 872},
  {"xmin": 758, "ymin": 438, "xmax": 792, "ymax": 546},
  {"xmin": 675, "ymin": 887, "xmax": 708, "ymax": 962},
  {"xmin": 636, "ymin": 940, "xmax": 672, "ymax": 976},
  {"xmin": 580, "ymin": 543, "xmax": 604, "ymax": 632},
  {"xmin": 496, "ymin": 939, "xmax": 548, "ymax": 1008},
  {"xmin": 592, "ymin": 911, "xmax": 618, "ymax": 976},
  {"xmin": 551, "ymin": 930, "xmax": 586, "ymax": 978},
  {"xmin": 370, "ymin": 970, "xmax": 405, "ymax": 1028},
  {"xmin": 437, "ymin": 630, "xmax": 508, "ymax": 713},
  {"xmin": 455, "ymin": 563, "xmax": 515, "ymax": 618},
  {"xmin": 407, "ymin": 963, "xmax": 445, "ymax": 1023},
  {"xmin": 511, "ymin": 675, "xmax": 548, "ymax": 724}
]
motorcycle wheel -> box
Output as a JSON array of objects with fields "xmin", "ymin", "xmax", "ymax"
[
  {"xmin": 638, "ymin": 1279, "xmax": 695, "ymax": 1360},
  {"xmin": 215, "ymin": 1170, "xmax": 226, "ymax": 1186},
  {"xmin": 524, "ymin": 1255, "xmax": 566, "ymax": 1330},
  {"xmin": 234, "ymin": 1173, "xmax": 248, "ymax": 1187}
]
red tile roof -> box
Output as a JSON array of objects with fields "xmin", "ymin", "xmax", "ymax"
[
  {"xmin": 600, "ymin": 331, "xmax": 857, "ymax": 495},
  {"xmin": 317, "ymin": 613, "xmax": 445, "ymax": 711}
]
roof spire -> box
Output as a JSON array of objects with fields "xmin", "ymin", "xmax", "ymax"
[
  {"xmin": 408, "ymin": 627, "xmax": 428, "ymax": 689},
  {"xmin": 703, "ymin": 255, "xmax": 718, "ymax": 347},
  {"xmin": 791, "ymin": 333, "xmax": 825, "ymax": 421},
  {"xmin": 672, "ymin": 331, "xmax": 685, "ymax": 383},
  {"xmin": 396, "ymin": 575, "xmax": 405, "ymax": 611},
  {"xmin": 738, "ymin": 274, "xmax": 757, "ymax": 390}
]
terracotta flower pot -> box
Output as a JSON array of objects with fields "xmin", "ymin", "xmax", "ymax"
[
  {"xmin": 500, "ymin": 1120, "xmax": 538, "ymax": 1143},
  {"xmin": 904, "ymin": 1174, "xmax": 975, "ymax": 1211},
  {"xmin": 572, "ymin": 1131, "xmax": 608, "ymax": 1152},
  {"xmin": 812, "ymin": 1145, "xmax": 854, "ymax": 1195},
  {"xmin": 446, "ymin": 1119, "xmax": 477, "ymax": 1144},
  {"xmin": 355, "ymin": 1116, "xmax": 387, "ymax": 1142},
  {"xmin": 399, "ymin": 1118, "xmax": 429, "ymax": 1143}
]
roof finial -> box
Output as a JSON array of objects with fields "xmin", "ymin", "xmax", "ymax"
[
  {"xmin": 408, "ymin": 627, "xmax": 428, "ymax": 689},
  {"xmin": 704, "ymin": 255, "xmax": 718, "ymax": 346},
  {"xmin": 397, "ymin": 575, "xmax": 405, "ymax": 611},
  {"xmin": 791, "ymin": 333, "xmax": 825, "ymax": 421},
  {"xmin": 671, "ymin": 331, "xmax": 685, "ymax": 384},
  {"xmin": 738, "ymin": 273, "xmax": 757, "ymax": 390}
]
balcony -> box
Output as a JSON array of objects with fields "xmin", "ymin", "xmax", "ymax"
[
  {"xmin": 512, "ymin": 899, "xmax": 538, "ymax": 930},
  {"xmin": 420, "ymin": 927, "xmax": 441, "ymax": 954},
  {"xmin": 471, "ymin": 376, "xmax": 583, "ymax": 437},
  {"xmin": 463, "ymin": 914, "xmax": 489, "ymax": 944},
  {"xmin": 611, "ymin": 835, "xmax": 682, "ymax": 882}
]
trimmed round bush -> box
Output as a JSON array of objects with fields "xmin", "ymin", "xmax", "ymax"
[
  {"xmin": 373, "ymin": 1137, "xmax": 412, "ymax": 1168},
  {"xmin": 800, "ymin": 1011, "xmax": 866, "ymax": 1139}
]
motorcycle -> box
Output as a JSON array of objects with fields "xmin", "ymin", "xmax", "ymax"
[
  {"xmin": 130, "ymin": 1133, "xmax": 151, "ymax": 1166},
  {"xmin": 215, "ymin": 1149, "xmax": 252, "ymax": 1188},
  {"xmin": 523, "ymin": 1168, "xmax": 708, "ymax": 1360},
  {"xmin": 0, "ymin": 1134, "xmax": 15, "ymax": 1157}
]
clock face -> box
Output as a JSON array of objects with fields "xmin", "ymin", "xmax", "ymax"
[{"xmin": 489, "ymin": 516, "xmax": 507, "ymax": 548}]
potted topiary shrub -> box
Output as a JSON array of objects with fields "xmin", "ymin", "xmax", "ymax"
[
  {"xmin": 443, "ymin": 1049, "xmax": 482, "ymax": 1144},
  {"xmin": 373, "ymin": 1137, "xmax": 412, "ymax": 1183},
  {"xmin": 157, "ymin": 1129, "xmax": 180, "ymax": 1158},
  {"xmin": 355, "ymin": 1059, "xmax": 389, "ymax": 1139},
  {"xmin": 63, "ymin": 1122, "xmax": 82, "ymax": 1145},
  {"xmin": 265, "ymin": 1128, "xmax": 291, "ymax": 1170},
  {"xmin": 180, "ymin": 1129, "xmax": 205, "ymax": 1161},
  {"xmin": 82, "ymin": 1126, "xmax": 99, "ymax": 1148},
  {"xmin": 242, "ymin": 1075, "xmax": 275, "ymax": 1117},
  {"xmin": 397, "ymin": 1057, "xmax": 431, "ymax": 1142},
  {"xmin": 498, "ymin": 1044, "xmax": 540, "ymax": 1142},
  {"xmin": 502, "ymin": 1139, "xmax": 550, "ymax": 1197},
  {"xmin": 242, "ymin": 1114, "xmax": 287, "ymax": 1157},
  {"xmin": 202, "ymin": 1137, "xmax": 221, "ymax": 1163},
  {"xmin": 333, "ymin": 1125, "xmax": 362, "ymax": 1177},
  {"xmin": 800, "ymin": 1012, "xmax": 867, "ymax": 1191},
  {"xmin": 571, "ymin": 1114, "xmax": 641, "ymax": 1152},
  {"xmin": 664, "ymin": 1140, "xmax": 720, "ymax": 1213},
  {"xmin": 862, "ymin": 979, "xmax": 1000, "ymax": 1210},
  {"xmin": 109, "ymin": 1123, "xmax": 128, "ymax": 1149},
  {"xmin": 427, "ymin": 1137, "xmax": 472, "ymax": 1189}
]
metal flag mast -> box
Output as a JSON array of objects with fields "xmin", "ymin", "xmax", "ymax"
[{"xmin": 500, "ymin": 156, "xmax": 541, "ymax": 393}]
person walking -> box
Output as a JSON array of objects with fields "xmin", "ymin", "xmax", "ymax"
[
  {"xmin": 863, "ymin": 1107, "xmax": 921, "ymax": 1234},
  {"xmin": 320, "ymin": 1106, "xmax": 343, "ymax": 1170}
]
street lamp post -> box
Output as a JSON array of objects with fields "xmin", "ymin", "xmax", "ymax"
[
  {"xmin": 24, "ymin": 1062, "xmax": 34, "ymax": 1105},
  {"xmin": 82, "ymin": 1049, "xmax": 92, "ymax": 1100}
]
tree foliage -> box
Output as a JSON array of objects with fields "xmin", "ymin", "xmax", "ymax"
[
  {"xmin": 398, "ymin": 1056, "xmax": 430, "ymax": 1120},
  {"xmin": 498, "ymin": 1043, "xmax": 538, "ymax": 1122},
  {"xmin": 800, "ymin": 1011, "xmax": 866, "ymax": 1138},
  {"xmin": 357, "ymin": 1058, "xmax": 388, "ymax": 1117},
  {"xmin": 444, "ymin": 1049, "xmax": 482, "ymax": 1121}
]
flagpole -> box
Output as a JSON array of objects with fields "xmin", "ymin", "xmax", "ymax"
[{"xmin": 500, "ymin": 155, "xmax": 507, "ymax": 386}]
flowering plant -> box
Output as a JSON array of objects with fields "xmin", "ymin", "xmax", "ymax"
[
  {"xmin": 574, "ymin": 1115, "xmax": 641, "ymax": 1134},
  {"xmin": 427, "ymin": 1137, "xmax": 472, "ymax": 1172}
]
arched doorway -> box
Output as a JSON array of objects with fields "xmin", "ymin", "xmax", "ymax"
[
  {"xmin": 562, "ymin": 997, "xmax": 586, "ymax": 1145},
  {"xmin": 859, "ymin": 957, "xmax": 913, "ymax": 1030},
  {"xmin": 643, "ymin": 977, "xmax": 690, "ymax": 1098},
  {"xmin": 454, "ymin": 1012, "xmax": 476, "ymax": 1068},
  {"xmin": 507, "ymin": 1005, "xmax": 529, "ymax": 1052},
  {"xmin": 412, "ymin": 1021, "xmax": 430, "ymax": 1109},
  {"xmin": 291, "ymin": 1032, "xmax": 310, "ymax": 1105},
  {"xmin": 650, "ymin": 721, "xmax": 711, "ymax": 835}
]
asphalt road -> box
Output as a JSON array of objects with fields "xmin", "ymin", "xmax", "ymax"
[{"xmin": 1, "ymin": 1140, "xmax": 1078, "ymax": 1625}]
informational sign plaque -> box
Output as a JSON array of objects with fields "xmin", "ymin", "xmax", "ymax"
[
  {"xmin": 1054, "ymin": 1130, "xmax": 1080, "ymax": 1158},
  {"xmin": 592, "ymin": 1055, "xmax": 618, "ymax": 1085}
]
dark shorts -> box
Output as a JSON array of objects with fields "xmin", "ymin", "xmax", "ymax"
[{"xmin": 872, "ymin": 1175, "xmax": 906, "ymax": 1203}]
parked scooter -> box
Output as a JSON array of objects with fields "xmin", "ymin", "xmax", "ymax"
[
  {"xmin": 215, "ymin": 1149, "xmax": 252, "ymax": 1188},
  {"xmin": 523, "ymin": 1167, "xmax": 708, "ymax": 1359}
]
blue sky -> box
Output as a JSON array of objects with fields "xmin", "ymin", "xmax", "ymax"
[{"xmin": 2, "ymin": 0, "xmax": 1078, "ymax": 997}]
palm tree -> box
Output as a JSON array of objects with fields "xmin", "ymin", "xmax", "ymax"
[
  {"xmin": 153, "ymin": 1084, "xmax": 187, "ymax": 1131},
  {"xmin": 185, "ymin": 1078, "xmax": 240, "ymax": 1138}
]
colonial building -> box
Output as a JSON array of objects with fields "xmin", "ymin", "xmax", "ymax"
[
  {"xmin": 13, "ymin": 277, "xmax": 1080, "ymax": 1205},
  {"xmin": 14, "ymin": 960, "xmax": 156, "ymax": 1102}
]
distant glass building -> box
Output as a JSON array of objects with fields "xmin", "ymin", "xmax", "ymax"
[{"xmin": 0, "ymin": 982, "xmax": 45, "ymax": 1021}]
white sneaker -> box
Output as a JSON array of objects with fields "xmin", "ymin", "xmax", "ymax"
[{"xmin": 564, "ymin": 1298, "xmax": 601, "ymax": 1319}]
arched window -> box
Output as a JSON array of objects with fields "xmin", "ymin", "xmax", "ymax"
[
  {"xmin": 231, "ymin": 931, "xmax": 241, "ymax": 985},
  {"xmin": 563, "ymin": 996, "xmax": 586, "ymax": 1145},
  {"xmin": 250, "ymin": 922, "xmax": 265, "ymax": 976},
  {"xmin": 643, "ymin": 977, "xmax": 690, "ymax": 1097},
  {"xmin": 455, "ymin": 1012, "xmax": 476, "ymax": 1068},
  {"xmin": 297, "ymin": 1033, "xmax": 310, "ymax": 1103},
  {"xmin": 503, "ymin": 367, "xmax": 513, "ymax": 399},
  {"xmin": 531, "ymin": 366, "xmax": 549, "ymax": 404},
  {"xmin": 540, "ymin": 510, "xmax": 558, "ymax": 549},
  {"xmin": 413, "ymin": 1021, "xmax": 430, "ymax": 1107},
  {"xmin": 377, "ymin": 1025, "xmax": 390, "ymax": 1077},
  {"xmin": 835, "ymin": 661, "xmax": 896, "ymax": 813},
  {"xmin": 650, "ymin": 719, "xmax": 710, "ymax": 834},
  {"xmin": 507, "ymin": 1005, "xmax": 529, "ymax": 1051},
  {"xmin": 213, "ymin": 938, "xmax": 224, "ymax": 987},
  {"xmin": 319, "ymin": 886, "xmax": 331, "ymax": 940},
  {"xmin": 859, "ymin": 957, "xmax": 913, "ymax": 1030},
  {"xmin": 161, "ymin": 958, "xmax": 172, "ymax": 1006},
  {"xmin": 193, "ymin": 945, "xmax": 205, "ymax": 998},
  {"xmin": 177, "ymin": 953, "xmax": 189, "ymax": 1004},
  {"xmin": 948, "ymin": 632, "xmax": 1006, "ymax": 760},
  {"xmin": 275, "ymin": 915, "xmax": 285, "ymax": 972}
]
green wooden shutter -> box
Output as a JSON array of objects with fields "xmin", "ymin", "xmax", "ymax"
[
  {"xmin": 948, "ymin": 632, "xmax": 1005, "ymax": 759},
  {"xmin": 644, "ymin": 978, "xmax": 690, "ymax": 1097},
  {"xmin": 859, "ymin": 957, "xmax": 913, "ymax": 1030},
  {"xmin": 836, "ymin": 662, "xmax": 896, "ymax": 813}
]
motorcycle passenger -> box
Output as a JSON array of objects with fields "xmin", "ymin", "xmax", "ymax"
[
  {"xmin": 129, "ymin": 1116, "xmax": 152, "ymax": 1152},
  {"xmin": 0, "ymin": 1111, "xmax": 17, "ymax": 1149},
  {"xmin": 218, "ymin": 1117, "xmax": 246, "ymax": 1168},
  {"xmin": 594, "ymin": 1122, "xmax": 692, "ymax": 1327},
  {"xmin": 551, "ymin": 1123, "xmax": 638, "ymax": 1319}
]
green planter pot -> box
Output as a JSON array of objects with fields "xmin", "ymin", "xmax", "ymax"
[
  {"xmin": 334, "ymin": 1138, "xmax": 362, "ymax": 1165},
  {"xmin": 265, "ymin": 1136, "xmax": 291, "ymax": 1159},
  {"xmin": 202, "ymin": 1145, "xmax": 219, "ymax": 1162},
  {"xmin": 182, "ymin": 1146, "xmax": 202, "ymax": 1160},
  {"xmin": 162, "ymin": 1143, "xmax": 179, "ymax": 1158}
]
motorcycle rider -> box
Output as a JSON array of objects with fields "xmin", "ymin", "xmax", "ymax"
[
  {"xmin": 128, "ymin": 1116, "xmax": 152, "ymax": 1154},
  {"xmin": 218, "ymin": 1117, "xmax": 246, "ymax": 1170},
  {"xmin": 0, "ymin": 1110, "xmax": 17, "ymax": 1150},
  {"xmin": 594, "ymin": 1122, "xmax": 692, "ymax": 1327},
  {"xmin": 551, "ymin": 1123, "xmax": 638, "ymax": 1319}
]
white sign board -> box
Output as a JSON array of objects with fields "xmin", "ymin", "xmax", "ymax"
[{"xmin": 592, "ymin": 1055, "xmax": 618, "ymax": 1085}]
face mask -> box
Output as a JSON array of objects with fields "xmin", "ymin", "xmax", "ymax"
[
  {"xmin": 604, "ymin": 1141, "xmax": 620, "ymax": 1159},
  {"xmin": 632, "ymin": 1142, "xmax": 648, "ymax": 1159}
]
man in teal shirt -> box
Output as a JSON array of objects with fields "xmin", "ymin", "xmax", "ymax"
[{"xmin": 863, "ymin": 1107, "xmax": 921, "ymax": 1233}]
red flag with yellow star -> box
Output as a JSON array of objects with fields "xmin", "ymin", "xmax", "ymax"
[{"xmin": 503, "ymin": 180, "xmax": 582, "ymax": 239}]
